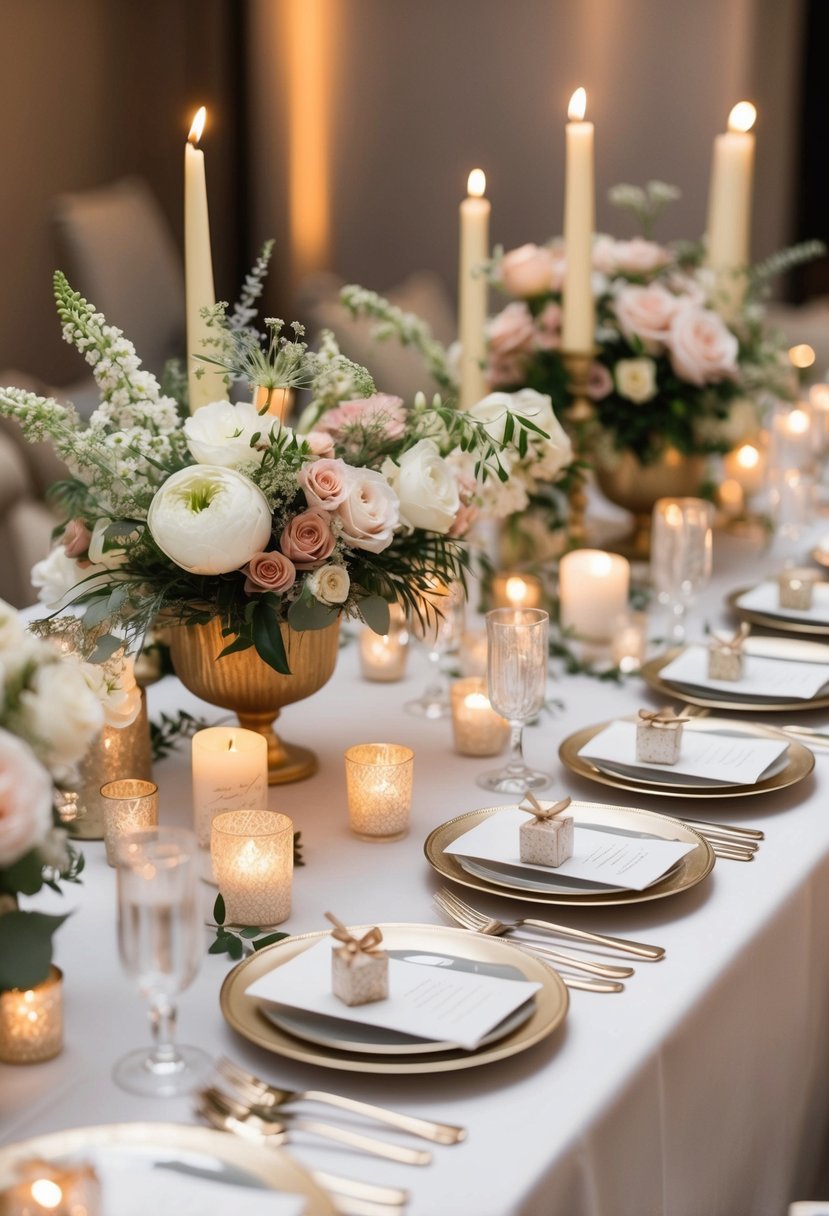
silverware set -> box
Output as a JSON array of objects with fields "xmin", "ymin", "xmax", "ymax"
[{"xmin": 678, "ymin": 816, "xmax": 763, "ymax": 862}]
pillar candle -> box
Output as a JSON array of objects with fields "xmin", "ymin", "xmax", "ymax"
[
  {"xmin": 562, "ymin": 88, "xmax": 595, "ymax": 351},
  {"xmin": 458, "ymin": 168, "xmax": 490, "ymax": 410},
  {"xmin": 192, "ymin": 727, "xmax": 269, "ymax": 848},
  {"xmin": 705, "ymin": 101, "xmax": 756, "ymax": 314},
  {"xmin": 185, "ymin": 107, "xmax": 226, "ymax": 413},
  {"xmin": 559, "ymin": 548, "xmax": 630, "ymax": 643}
]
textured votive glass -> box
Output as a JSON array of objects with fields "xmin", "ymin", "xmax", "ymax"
[
  {"xmin": 3, "ymin": 1159, "xmax": 101, "ymax": 1216},
  {"xmin": 491, "ymin": 572, "xmax": 544, "ymax": 610},
  {"xmin": 450, "ymin": 678, "xmax": 510, "ymax": 757},
  {"xmin": 0, "ymin": 966, "xmax": 63, "ymax": 1064},
  {"xmin": 210, "ymin": 810, "xmax": 293, "ymax": 926},
  {"xmin": 100, "ymin": 779, "xmax": 159, "ymax": 867},
  {"xmin": 66, "ymin": 688, "xmax": 153, "ymax": 841},
  {"xmin": 192, "ymin": 727, "xmax": 269, "ymax": 848},
  {"xmin": 359, "ymin": 605, "xmax": 409, "ymax": 682},
  {"xmin": 344, "ymin": 744, "xmax": 414, "ymax": 842}
]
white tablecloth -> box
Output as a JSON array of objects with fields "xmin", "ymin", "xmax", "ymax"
[{"xmin": 4, "ymin": 524, "xmax": 829, "ymax": 1216}]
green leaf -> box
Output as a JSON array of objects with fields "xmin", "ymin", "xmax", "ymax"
[
  {"xmin": 253, "ymin": 932, "xmax": 290, "ymax": 950},
  {"xmin": 213, "ymin": 893, "xmax": 226, "ymax": 925},
  {"xmin": 89, "ymin": 633, "xmax": 124, "ymax": 663},
  {"xmin": 358, "ymin": 595, "xmax": 391, "ymax": 636},
  {"xmin": 252, "ymin": 601, "xmax": 291, "ymax": 673},
  {"xmin": 83, "ymin": 596, "xmax": 117, "ymax": 630},
  {"xmin": 0, "ymin": 911, "xmax": 69, "ymax": 990},
  {"xmin": 227, "ymin": 934, "xmax": 244, "ymax": 960},
  {"xmin": 287, "ymin": 593, "xmax": 339, "ymax": 633},
  {"xmin": 0, "ymin": 849, "xmax": 45, "ymax": 897},
  {"xmin": 239, "ymin": 926, "xmax": 261, "ymax": 939},
  {"xmin": 218, "ymin": 634, "xmax": 253, "ymax": 658},
  {"xmin": 208, "ymin": 936, "xmax": 231, "ymax": 955}
]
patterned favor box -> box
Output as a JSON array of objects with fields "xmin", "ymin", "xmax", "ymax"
[
  {"xmin": 518, "ymin": 795, "xmax": 574, "ymax": 868},
  {"xmin": 636, "ymin": 708, "xmax": 688, "ymax": 765},
  {"xmin": 327, "ymin": 913, "xmax": 389, "ymax": 1007},
  {"xmin": 707, "ymin": 623, "xmax": 749, "ymax": 682}
]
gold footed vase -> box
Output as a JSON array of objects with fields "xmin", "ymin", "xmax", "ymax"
[
  {"xmin": 594, "ymin": 449, "xmax": 707, "ymax": 560},
  {"xmin": 168, "ymin": 617, "xmax": 341, "ymax": 784}
]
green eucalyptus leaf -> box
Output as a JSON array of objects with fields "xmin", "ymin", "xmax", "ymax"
[
  {"xmin": 0, "ymin": 849, "xmax": 45, "ymax": 897},
  {"xmin": 287, "ymin": 593, "xmax": 339, "ymax": 633},
  {"xmin": 89, "ymin": 633, "xmax": 124, "ymax": 664},
  {"xmin": 357, "ymin": 595, "xmax": 391, "ymax": 636},
  {"xmin": 0, "ymin": 911, "xmax": 69, "ymax": 990},
  {"xmin": 213, "ymin": 893, "xmax": 226, "ymax": 925},
  {"xmin": 239, "ymin": 926, "xmax": 261, "ymax": 939}
]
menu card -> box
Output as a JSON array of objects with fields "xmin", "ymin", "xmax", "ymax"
[
  {"xmin": 247, "ymin": 939, "xmax": 541, "ymax": 1051},
  {"xmin": 579, "ymin": 720, "xmax": 787, "ymax": 784},
  {"xmin": 660, "ymin": 645, "xmax": 829, "ymax": 699},
  {"xmin": 737, "ymin": 581, "xmax": 829, "ymax": 624},
  {"xmin": 96, "ymin": 1165, "xmax": 307, "ymax": 1216},
  {"xmin": 445, "ymin": 809, "xmax": 695, "ymax": 891}
]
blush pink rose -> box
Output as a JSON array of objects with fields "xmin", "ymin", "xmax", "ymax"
[
  {"xmin": 337, "ymin": 469, "xmax": 400, "ymax": 553},
  {"xmin": 667, "ymin": 304, "xmax": 739, "ymax": 386},
  {"xmin": 485, "ymin": 352, "xmax": 529, "ymax": 390},
  {"xmin": 318, "ymin": 394, "xmax": 406, "ymax": 442},
  {"xmin": 500, "ymin": 244, "xmax": 557, "ymax": 298},
  {"xmin": 298, "ymin": 458, "xmax": 352, "ymax": 510},
  {"xmin": 612, "ymin": 238, "xmax": 671, "ymax": 277},
  {"xmin": 304, "ymin": 431, "xmax": 336, "ymax": 458},
  {"xmin": 487, "ymin": 303, "xmax": 536, "ymax": 358},
  {"xmin": 613, "ymin": 283, "xmax": 680, "ymax": 353},
  {"xmin": 279, "ymin": 509, "xmax": 336, "ymax": 569},
  {"xmin": 586, "ymin": 362, "xmax": 614, "ymax": 400},
  {"xmin": 534, "ymin": 301, "xmax": 563, "ymax": 352},
  {"xmin": 243, "ymin": 551, "xmax": 297, "ymax": 595},
  {"xmin": 62, "ymin": 519, "xmax": 91, "ymax": 559},
  {"xmin": 0, "ymin": 728, "xmax": 53, "ymax": 867}
]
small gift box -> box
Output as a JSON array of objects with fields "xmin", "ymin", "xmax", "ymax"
[
  {"xmin": 707, "ymin": 622, "xmax": 750, "ymax": 682},
  {"xmin": 327, "ymin": 912, "xmax": 389, "ymax": 1007},
  {"xmin": 636, "ymin": 708, "xmax": 689, "ymax": 765},
  {"xmin": 518, "ymin": 794, "xmax": 574, "ymax": 868},
  {"xmin": 778, "ymin": 567, "xmax": 819, "ymax": 610}
]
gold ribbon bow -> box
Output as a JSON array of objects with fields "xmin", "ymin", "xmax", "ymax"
[
  {"xmin": 710, "ymin": 622, "xmax": 750, "ymax": 652},
  {"xmin": 325, "ymin": 912, "xmax": 385, "ymax": 965},
  {"xmin": 519, "ymin": 791, "xmax": 572, "ymax": 822},
  {"xmin": 638, "ymin": 706, "xmax": 690, "ymax": 730}
]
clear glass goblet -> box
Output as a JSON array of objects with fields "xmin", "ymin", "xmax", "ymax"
[
  {"xmin": 114, "ymin": 827, "xmax": 210, "ymax": 1097},
  {"xmin": 477, "ymin": 607, "xmax": 551, "ymax": 794},
  {"xmin": 650, "ymin": 497, "xmax": 713, "ymax": 644},
  {"xmin": 405, "ymin": 581, "xmax": 464, "ymax": 719}
]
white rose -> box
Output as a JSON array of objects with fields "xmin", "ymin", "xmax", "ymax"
[
  {"xmin": 20, "ymin": 658, "xmax": 105, "ymax": 778},
  {"xmin": 306, "ymin": 564, "xmax": 350, "ymax": 605},
  {"xmin": 184, "ymin": 400, "xmax": 285, "ymax": 467},
  {"xmin": 30, "ymin": 547, "xmax": 109, "ymax": 610},
  {"xmin": 336, "ymin": 469, "xmax": 400, "ymax": 554},
  {"xmin": 88, "ymin": 518, "xmax": 133, "ymax": 569},
  {"xmin": 0, "ymin": 729, "xmax": 54, "ymax": 867},
  {"xmin": 470, "ymin": 389, "xmax": 572, "ymax": 478},
  {"xmin": 615, "ymin": 357, "xmax": 658, "ymax": 404},
  {"xmin": 147, "ymin": 465, "xmax": 273, "ymax": 575},
  {"xmin": 383, "ymin": 439, "xmax": 460, "ymax": 534}
]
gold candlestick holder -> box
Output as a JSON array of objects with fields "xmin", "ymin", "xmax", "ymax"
[{"xmin": 562, "ymin": 349, "xmax": 596, "ymax": 546}]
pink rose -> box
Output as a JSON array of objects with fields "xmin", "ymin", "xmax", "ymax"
[
  {"xmin": 243, "ymin": 551, "xmax": 297, "ymax": 595},
  {"xmin": 592, "ymin": 235, "xmax": 619, "ymax": 275},
  {"xmin": 318, "ymin": 394, "xmax": 406, "ymax": 442},
  {"xmin": 500, "ymin": 244, "xmax": 558, "ymax": 298},
  {"xmin": 586, "ymin": 362, "xmax": 614, "ymax": 400},
  {"xmin": 279, "ymin": 509, "xmax": 336, "ymax": 569},
  {"xmin": 0, "ymin": 728, "xmax": 53, "ymax": 867},
  {"xmin": 337, "ymin": 469, "xmax": 400, "ymax": 553},
  {"xmin": 485, "ymin": 352, "xmax": 528, "ymax": 390},
  {"xmin": 298, "ymin": 458, "xmax": 352, "ymax": 510},
  {"xmin": 613, "ymin": 284, "xmax": 679, "ymax": 353},
  {"xmin": 62, "ymin": 519, "xmax": 91, "ymax": 559},
  {"xmin": 534, "ymin": 301, "xmax": 563, "ymax": 352},
  {"xmin": 667, "ymin": 304, "xmax": 739, "ymax": 386},
  {"xmin": 487, "ymin": 303, "xmax": 536, "ymax": 357},
  {"xmin": 304, "ymin": 431, "xmax": 336, "ymax": 458},
  {"xmin": 611, "ymin": 238, "xmax": 671, "ymax": 277}
]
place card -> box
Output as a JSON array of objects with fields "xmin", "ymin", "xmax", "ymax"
[
  {"xmin": 660, "ymin": 645, "xmax": 829, "ymax": 700},
  {"xmin": 95, "ymin": 1165, "xmax": 306, "ymax": 1216},
  {"xmin": 737, "ymin": 580, "xmax": 829, "ymax": 624},
  {"xmin": 445, "ymin": 809, "xmax": 695, "ymax": 891},
  {"xmin": 246, "ymin": 938, "xmax": 541, "ymax": 1051},
  {"xmin": 579, "ymin": 720, "xmax": 787, "ymax": 784}
]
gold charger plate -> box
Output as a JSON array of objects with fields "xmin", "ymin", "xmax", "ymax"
[
  {"xmin": 0, "ymin": 1122, "xmax": 335, "ymax": 1214},
  {"xmin": 727, "ymin": 587, "xmax": 829, "ymax": 637},
  {"xmin": 559, "ymin": 716, "xmax": 814, "ymax": 800},
  {"xmin": 640, "ymin": 645, "xmax": 829, "ymax": 713},
  {"xmin": 424, "ymin": 802, "xmax": 715, "ymax": 907},
  {"xmin": 220, "ymin": 923, "xmax": 568, "ymax": 1074}
]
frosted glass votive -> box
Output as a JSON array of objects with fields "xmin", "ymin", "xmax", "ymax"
[
  {"xmin": 0, "ymin": 967, "xmax": 63, "ymax": 1064},
  {"xmin": 211, "ymin": 810, "xmax": 293, "ymax": 926},
  {"xmin": 344, "ymin": 744, "xmax": 414, "ymax": 842},
  {"xmin": 359, "ymin": 606, "xmax": 409, "ymax": 682},
  {"xmin": 3, "ymin": 1158, "xmax": 101, "ymax": 1215},
  {"xmin": 100, "ymin": 779, "xmax": 159, "ymax": 867},
  {"xmin": 450, "ymin": 678, "xmax": 510, "ymax": 757}
]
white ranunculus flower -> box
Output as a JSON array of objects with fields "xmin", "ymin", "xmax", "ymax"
[
  {"xmin": 147, "ymin": 465, "xmax": 273, "ymax": 575},
  {"xmin": 306, "ymin": 563, "xmax": 350, "ymax": 605},
  {"xmin": 184, "ymin": 400, "xmax": 285, "ymax": 467},
  {"xmin": 30, "ymin": 546, "xmax": 109, "ymax": 610},
  {"xmin": 20, "ymin": 658, "xmax": 105, "ymax": 778},
  {"xmin": 0, "ymin": 729, "xmax": 54, "ymax": 867},
  {"xmin": 383, "ymin": 440, "xmax": 460, "ymax": 534},
  {"xmin": 615, "ymin": 357, "xmax": 658, "ymax": 404}
]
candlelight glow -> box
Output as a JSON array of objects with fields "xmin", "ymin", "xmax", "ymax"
[
  {"xmin": 187, "ymin": 106, "xmax": 207, "ymax": 145},
  {"xmin": 736, "ymin": 443, "xmax": 760, "ymax": 470},
  {"xmin": 568, "ymin": 87, "xmax": 587, "ymax": 122},
  {"xmin": 811, "ymin": 384, "xmax": 829, "ymax": 411},
  {"xmin": 464, "ymin": 692, "xmax": 491, "ymax": 710},
  {"xmin": 727, "ymin": 101, "xmax": 757, "ymax": 134},
  {"xmin": 590, "ymin": 551, "xmax": 613, "ymax": 575},
  {"xmin": 30, "ymin": 1179, "xmax": 63, "ymax": 1209},
  {"xmin": 788, "ymin": 407, "xmax": 810, "ymax": 434},
  {"xmin": 505, "ymin": 575, "xmax": 529, "ymax": 605},
  {"xmin": 789, "ymin": 343, "xmax": 816, "ymax": 369},
  {"xmin": 467, "ymin": 168, "xmax": 486, "ymax": 198}
]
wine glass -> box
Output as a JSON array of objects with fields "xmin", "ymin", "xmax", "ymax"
[
  {"xmin": 113, "ymin": 827, "xmax": 211, "ymax": 1096},
  {"xmin": 478, "ymin": 607, "xmax": 551, "ymax": 794},
  {"xmin": 405, "ymin": 580, "xmax": 464, "ymax": 719},
  {"xmin": 650, "ymin": 497, "xmax": 713, "ymax": 644}
]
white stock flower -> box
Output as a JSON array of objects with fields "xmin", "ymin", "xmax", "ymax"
[
  {"xmin": 0, "ymin": 729, "xmax": 54, "ymax": 867},
  {"xmin": 147, "ymin": 466, "xmax": 273, "ymax": 575},
  {"xmin": 19, "ymin": 657, "xmax": 105, "ymax": 778},
  {"xmin": 306, "ymin": 564, "xmax": 350, "ymax": 605},
  {"xmin": 184, "ymin": 400, "xmax": 284, "ymax": 467},
  {"xmin": 615, "ymin": 357, "xmax": 658, "ymax": 404},
  {"xmin": 383, "ymin": 440, "xmax": 460, "ymax": 534}
]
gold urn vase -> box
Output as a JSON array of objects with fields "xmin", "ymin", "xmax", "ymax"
[
  {"xmin": 594, "ymin": 448, "xmax": 707, "ymax": 559},
  {"xmin": 168, "ymin": 617, "xmax": 341, "ymax": 784}
]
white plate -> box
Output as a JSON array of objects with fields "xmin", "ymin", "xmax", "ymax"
[
  {"xmin": 593, "ymin": 742, "xmax": 789, "ymax": 789},
  {"xmin": 459, "ymin": 854, "xmax": 683, "ymax": 896}
]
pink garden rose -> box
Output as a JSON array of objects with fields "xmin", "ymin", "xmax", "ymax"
[
  {"xmin": 62, "ymin": 519, "xmax": 91, "ymax": 559},
  {"xmin": 487, "ymin": 302, "xmax": 536, "ymax": 357},
  {"xmin": 534, "ymin": 301, "xmax": 563, "ymax": 352},
  {"xmin": 0, "ymin": 728, "xmax": 53, "ymax": 867},
  {"xmin": 318, "ymin": 394, "xmax": 406, "ymax": 442},
  {"xmin": 500, "ymin": 244, "xmax": 559, "ymax": 298},
  {"xmin": 279, "ymin": 509, "xmax": 336, "ymax": 569},
  {"xmin": 304, "ymin": 431, "xmax": 336, "ymax": 458},
  {"xmin": 243, "ymin": 551, "xmax": 297, "ymax": 595},
  {"xmin": 667, "ymin": 304, "xmax": 739, "ymax": 386},
  {"xmin": 586, "ymin": 362, "xmax": 614, "ymax": 400},
  {"xmin": 298, "ymin": 458, "xmax": 352, "ymax": 510},
  {"xmin": 613, "ymin": 283, "xmax": 680, "ymax": 353},
  {"xmin": 611, "ymin": 238, "xmax": 671, "ymax": 277},
  {"xmin": 337, "ymin": 469, "xmax": 400, "ymax": 553}
]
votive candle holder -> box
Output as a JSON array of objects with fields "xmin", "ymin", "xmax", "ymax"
[
  {"xmin": 344, "ymin": 744, "xmax": 414, "ymax": 842},
  {"xmin": 192, "ymin": 727, "xmax": 269, "ymax": 848},
  {"xmin": 210, "ymin": 809, "xmax": 293, "ymax": 926},
  {"xmin": 450, "ymin": 678, "xmax": 510, "ymax": 757},
  {"xmin": 610, "ymin": 612, "xmax": 648, "ymax": 673},
  {"xmin": 490, "ymin": 572, "xmax": 544, "ymax": 610},
  {"xmin": 3, "ymin": 1158, "xmax": 101, "ymax": 1216},
  {"xmin": 100, "ymin": 779, "xmax": 159, "ymax": 867},
  {"xmin": 359, "ymin": 605, "xmax": 409, "ymax": 682},
  {"xmin": 0, "ymin": 967, "xmax": 63, "ymax": 1064}
]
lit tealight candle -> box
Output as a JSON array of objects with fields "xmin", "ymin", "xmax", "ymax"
[
  {"xmin": 558, "ymin": 549, "xmax": 630, "ymax": 643},
  {"xmin": 610, "ymin": 612, "xmax": 648, "ymax": 673},
  {"xmin": 718, "ymin": 477, "xmax": 745, "ymax": 517},
  {"xmin": 450, "ymin": 678, "xmax": 510, "ymax": 757},
  {"xmin": 359, "ymin": 605, "xmax": 409, "ymax": 682},
  {"xmin": 344, "ymin": 743, "xmax": 414, "ymax": 842},
  {"xmin": 4, "ymin": 1160, "xmax": 101, "ymax": 1216},
  {"xmin": 211, "ymin": 810, "xmax": 293, "ymax": 926},
  {"xmin": 770, "ymin": 405, "xmax": 814, "ymax": 470},
  {"xmin": 491, "ymin": 572, "xmax": 544, "ymax": 610},
  {"xmin": 192, "ymin": 727, "xmax": 269, "ymax": 848},
  {"xmin": 723, "ymin": 442, "xmax": 765, "ymax": 498},
  {"xmin": 0, "ymin": 967, "xmax": 63, "ymax": 1064}
]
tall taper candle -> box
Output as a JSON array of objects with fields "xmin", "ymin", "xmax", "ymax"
[
  {"xmin": 562, "ymin": 88, "xmax": 595, "ymax": 352},
  {"xmin": 185, "ymin": 106, "xmax": 226, "ymax": 413},
  {"xmin": 705, "ymin": 101, "xmax": 756, "ymax": 315},
  {"xmin": 458, "ymin": 169, "xmax": 490, "ymax": 410}
]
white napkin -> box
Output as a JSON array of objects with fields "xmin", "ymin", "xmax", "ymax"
[
  {"xmin": 96, "ymin": 1164, "xmax": 307, "ymax": 1216},
  {"xmin": 737, "ymin": 580, "xmax": 829, "ymax": 624},
  {"xmin": 660, "ymin": 645, "xmax": 829, "ymax": 700},
  {"xmin": 579, "ymin": 720, "xmax": 787, "ymax": 784}
]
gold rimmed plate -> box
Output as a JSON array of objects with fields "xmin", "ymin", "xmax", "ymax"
[
  {"xmin": 559, "ymin": 716, "xmax": 814, "ymax": 800},
  {"xmin": 424, "ymin": 802, "xmax": 715, "ymax": 907},
  {"xmin": 0, "ymin": 1123, "xmax": 335, "ymax": 1215},
  {"xmin": 640, "ymin": 645, "xmax": 829, "ymax": 713},
  {"xmin": 220, "ymin": 923, "xmax": 568, "ymax": 1074},
  {"xmin": 727, "ymin": 587, "xmax": 829, "ymax": 637}
]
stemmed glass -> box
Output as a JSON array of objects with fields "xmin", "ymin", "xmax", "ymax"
[
  {"xmin": 114, "ymin": 827, "xmax": 210, "ymax": 1096},
  {"xmin": 478, "ymin": 607, "xmax": 551, "ymax": 794},
  {"xmin": 405, "ymin": 581, "xmax": 463, "ymax": 719},
  {"xmin": 650, "ymin": 497, "xmax": 713, "ymax": 644}
]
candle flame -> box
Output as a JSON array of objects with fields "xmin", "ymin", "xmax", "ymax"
[
  {"xmin": 464, "ymin": 692, "xmax": 491, "ymax": 710},
  {"xmin": 589, "ymin": 551, "xmax": 613, "ymax": 576},
  {"xmin": 467, "ymin": 168, "xmax": 486, "ymax": 198},
  {"xmin": 505, "ymin": 575, "xmax": 529, "ymax": 605},
  {"xmin": 735, "ymin": 443, "xmax": 760, "ymax": 470},
  {"xmin": 568, "ymin": 87, "xmax": 587, "ymax": 121},
  {"xmin": 727, "ymin": 101, "xmax": 756, "ymax": 133},
  {"xmin": 788, "ymin": 407, "xmax": 810, "ymax": 435},
  {"xmin": 228, "ymin": 737, "xmax": 237, "ymax": 752},
  {"xmin": 188, "ymin": 105, "xmax": 207, "ymax": 145},
  {"xmin": 31, "ymin": 1180, "xmax": 63, "ymax": 1209}
]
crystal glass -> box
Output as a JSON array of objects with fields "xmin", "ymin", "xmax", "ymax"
[
  {"xmin": 405, "ymin": 581, "xmax": 463, "ymax": 719},
  {"xmin": 650, "ymin": 498, "xmax": 713, "ymax": 643},
  {"xmin": 114, "ymin": 827, "xmax": 210, "ymax": 1096},
  {"xmin": 478, "ymin": 608, "xmax": 550, "ymax": 793}
]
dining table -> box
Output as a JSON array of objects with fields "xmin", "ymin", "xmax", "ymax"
[{"xmin": 3, "ymin": 516, "xmax": 829, "ymax": 1216}]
